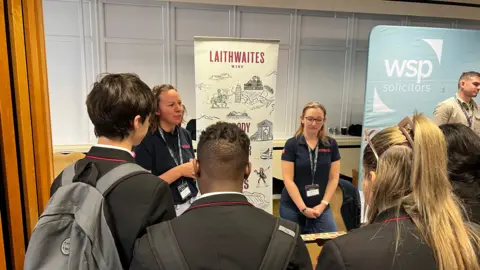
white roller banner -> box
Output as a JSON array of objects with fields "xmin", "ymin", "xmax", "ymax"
[{"xmin": 194, "ymin": 37, "xmax": 279, "ymax": 213}]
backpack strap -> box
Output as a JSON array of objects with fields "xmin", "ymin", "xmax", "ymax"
[
  {"xmin": 147, "ymin": 221, "xmax": 190, "ymax": 270},
  {"xmin": 61, "ymin": 162, "xmax": 77, "ymax": 185},
  {"xmin": 95, "ymin": 163, "xmax": 148, "ymax": 195},
  {"xmin": 259, "ymin": 218, "xmax": 299, "ymax": 270}
]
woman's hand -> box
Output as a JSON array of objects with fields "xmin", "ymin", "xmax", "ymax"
[
  {"xmin": 180, "ymin": 159, "xmax": 196, "ymax": 179},
  {"xmin": 313, "ymin": 203, "xmax": 326, "ymax": 217},
  {"xmin": 302, "ymin": 208, "xmax": 320, "ymax": 219}
]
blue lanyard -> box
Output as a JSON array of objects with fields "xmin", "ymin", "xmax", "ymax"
[
  {"xmin": 158, "ymin": 127, "xmax": 183, "ymax": 166},
  {"xmin": 456, "ymin": 98, "xmax": 473, "ymax": 128},
  {"xmin": 308, "ymin": 144, "xmax": 319, "ymax": 185}
]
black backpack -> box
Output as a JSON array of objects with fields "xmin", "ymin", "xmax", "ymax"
[{"xmin": 146, "ymin": 218, "xmax": 299, "ymax": 270}]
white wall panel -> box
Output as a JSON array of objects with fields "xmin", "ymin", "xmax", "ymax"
[
  {"xmin": 300, "ymin": 13, "xmax": 348, "ymax": 47},
  {"xmin": 44, "ymin": 1, "xmax": 80, "ymax": 36},
  {"xmin": 350, "ymin": 51, "xmax": 367, "ymax": 124},
  {"xmin": 272, "ymin": 49, "xmax": 290, "ymax": 137},
  {"xmin": 355, "ymin": 15, "xmax": 402, "ymax": 49},
  {"xmin": 239, "ymin": 11, "xmax": 291, "ymax": 45},
  {"xmin": 104, "ymin": 4, "xmax": 164, "ymax": 39},
  {"xmin": 175, "ymin": 45, "xmax": 196, "ymax": 121},
  {"xmin": 297, "ymin": 49, "xmax": 346, "ymax": 130},
  {"xmin": 408, "ymin": 18, "xmax": 453, "ymax": 28},
  {"xmin": 82, "ymin": 2, "xmax": 92, "ymax": 38},
  {"xmin": 457, "ymin": 20, "xmax": 480, "ymax": 30},
  {"xmin": 105, "ymin": 43, "xmax": 165, "ymax": 87},
  {"xmin": 43, "ymin": 1, "xmax": 465, "ymax": 146},
  {"xmin": 84, "ymin": 41, "xmax": 96, "ymax": 90},
  {"xmin": 46, "ymin": 39, "xmax": 90, "ymax": 145},
  {"xmin": 175, "ymin": 7, "xmax": 231, "ymax": 41}
]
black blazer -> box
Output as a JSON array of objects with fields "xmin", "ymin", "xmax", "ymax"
[
  {"xmin": 50, "ymin": 146, "xmax": 176, "ymax": 269},
  {"xmin": 316, "ymin": 208, "xmax": 437, "ymax": 270},
  {"xmin": 338, "ymin": 179, "xmax": 361, "ymax": 231},
  {"xmin": 130, "ymin": 193, "xmax": 313, "ymax": 270}
]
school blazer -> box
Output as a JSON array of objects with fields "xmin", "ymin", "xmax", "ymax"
[
  {"xmin": 316, "ymin": 208, "xmax": 437, "ymax": 270},
  {"xmin": 130, "ymin": 193, "xmax": 313, "ymax": 270},
  {"xmin": 50, "ymin": 147, "xmax": 176, "ymax": 269}
]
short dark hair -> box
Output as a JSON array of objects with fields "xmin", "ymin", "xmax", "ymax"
[
  {"xmin": 197, "ymin": 122, "xmax": 250, "ymax": 179},
  {"xmin": 458, "ymin": 71, "xmax": 480, "ymax": 88},
  {"xmin": 439, "ymin": 124, "xmax": 480, "ymax": 221},
  {"xmin": 86, "ymin": 73, "xmax": 155, "ymax": 140}
]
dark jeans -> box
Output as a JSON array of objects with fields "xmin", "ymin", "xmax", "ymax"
[{"xmin": 280, "ymin": 200, "xmax": 338, "ymax": 234}]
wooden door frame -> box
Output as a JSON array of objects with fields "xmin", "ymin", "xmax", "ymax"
[
  {"xmin": 6, "ymin": 0, "xmax": 54, "ymax": 228},
  {"xmin": 7, "ymin": 0, "xmax": 39, "ymax": 237},
  {"xmin": 0, "ymin": 1, "xmax": 27, "ymax": 268},
  {"xmin": 22, "ymin": 0, "xmax": 54, "ymax": 213}
]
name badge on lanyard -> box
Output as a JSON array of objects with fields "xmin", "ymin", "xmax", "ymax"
[
  {"xmin": 305, "ymin": 143, "xmax": 320, "ymax": 198},
  {"xmin": 456, "ymin": 98, "xmax": 473, "ymax": 128},
  {"xmin": 158, "ymin": 128, "xmax": 191, "ymax": 199}
]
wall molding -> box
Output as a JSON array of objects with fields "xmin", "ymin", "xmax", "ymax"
[{"xmin": 45, "ymin": 0, "xmax": 479, "ymax": 147}]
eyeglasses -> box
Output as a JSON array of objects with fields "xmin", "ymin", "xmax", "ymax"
[
  {"xmin": 364, "ymin": 116, "xmax": 415, "ymax": 161},
  {"xmin": 305, "ymin": 117, "xmax": 324, "ymax": 123}
]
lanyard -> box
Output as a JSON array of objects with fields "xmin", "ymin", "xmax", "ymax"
[
  {"xmin": 456, "ymin": 98, "xmax": 473, "ymax": 128},
  {"xmin": 308, "ymin": 143, "xmax": 319, "ymax": 185},
  {"xmin": 158, "ymin": 127, "xmax": 183, "ymax": 166}
]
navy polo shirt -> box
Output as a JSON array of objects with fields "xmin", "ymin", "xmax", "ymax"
[
  {"xmin": 281, "ymin": 135, "xmax": 341, "ymax": 208},
  {"xmin": 134, "ymin": 127, "xmax": 198, "ymax": 204}
]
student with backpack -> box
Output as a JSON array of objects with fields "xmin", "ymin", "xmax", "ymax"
[
  {"xmin": 24, "ymin": 73, "xmax": 176, "ymax": 270},
  {"xmin": 129, "ymin": 122, "xmax": 312, "ymax": 270}
]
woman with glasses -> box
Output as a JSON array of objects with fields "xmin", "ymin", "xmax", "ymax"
[
  {"xmin": 280, "ymin": 102, "xmax": 340, "ymax": 233},
  {"xmin": 316, "ymin": 114, "xmax": 480, "ymax": 270}
]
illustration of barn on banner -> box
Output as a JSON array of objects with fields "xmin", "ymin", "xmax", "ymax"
[
  {"xmin": 250, "ymin": 120, "xmax": 273, "ymax": 141},
  {"xmin": 244, "ymin": 76, "xmax": 264, "ymax": 90}
]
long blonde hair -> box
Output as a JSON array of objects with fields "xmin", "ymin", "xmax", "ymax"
[
  {"xmin": 295, "ymin": 102, "xmax": 327, "ymax": 143},
  {"xmin": 363, "ymin": 113, "xmax": 480, "ymax": 270}
]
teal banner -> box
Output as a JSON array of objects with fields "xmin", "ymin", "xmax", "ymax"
[{"xmin": 360, "ymin": 25, "xmax": 480, "ymax": 185}]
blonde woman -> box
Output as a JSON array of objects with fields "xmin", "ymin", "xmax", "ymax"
[
  {"xmin": 134, "ymin": 84, "xmax": 197, "ymax": 216},
  {"xmin": 280, "ymin": 102, "xmax": 340, "ymax": 233},
  {"xmin": 316, "ymin": 114, "xmax": 480, "ymax": 270}
]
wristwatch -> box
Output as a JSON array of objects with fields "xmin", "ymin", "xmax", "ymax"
[{"xmin": 321, "ymin": 200, "xmax": 329, "ymax": 206}]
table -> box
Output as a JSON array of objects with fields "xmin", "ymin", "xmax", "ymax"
[{"xmin": 301, "ymin": 231, "xmax": 347, "ymax": 246}]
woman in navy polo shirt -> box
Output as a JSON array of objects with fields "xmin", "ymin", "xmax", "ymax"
[
  {"xmin": 280, "ymin": 102, "xmax": 340, "ymax": 233},
  {"xmin": 134, "ymin": 84, "xmax": 198, "ymax": 216}
]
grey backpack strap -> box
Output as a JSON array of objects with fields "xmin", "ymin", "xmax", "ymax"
[
  {"xmin": 95, "ymin": 163, "xmax": 148, "ymax": 195},
  {"xmin": 148, "ymin": 221, "xmax": 190, "ymax": 270},
  {"xmin": 61, "ymin": 162, "xmax": 77, "ymax": 185},
  {"xmin": 259, "ymin": 218, "xmax": 300, "ymax": 270}
]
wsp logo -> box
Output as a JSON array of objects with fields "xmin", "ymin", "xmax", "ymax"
[
  {"xmin": 381, "ymin": 39, "xmax": 443, "ymax": 93},
  {"xmin": 384, "ymin": 59, "xmax": 432, "ymax": 84}
]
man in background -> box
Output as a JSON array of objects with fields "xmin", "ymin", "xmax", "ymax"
[{"xmin": 433, "ymin": 71, "xmax": 480, "ymax": 136}]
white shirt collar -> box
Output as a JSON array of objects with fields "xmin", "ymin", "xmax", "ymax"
[
  {"xmin": 94, "ymin": 144, "xmax": 134, "ymax": 157},
  {"xmin": 198, "ymin": 191, "xmax": 244, "ymax": 199}
]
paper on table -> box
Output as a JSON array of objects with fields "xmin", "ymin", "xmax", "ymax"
[
  {"xmin": 359, "ymin": 191, "xmax": 368, "ymax": 224},
  {"xmin": 301, "ymin": 231, "xmax": 347, "ymax": 242}
]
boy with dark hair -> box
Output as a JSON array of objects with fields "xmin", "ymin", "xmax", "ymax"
[
  {"xmin": 130, "ymin": 122, "xmax": 312, "ymax": 270},
  {"xmin": 50, "ymin": 73, "xmax": 176, "ymax": 268}
]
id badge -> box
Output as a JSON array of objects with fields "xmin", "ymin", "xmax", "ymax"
[
  {"xmin": 178, "ymin": 182, "xmax": 192, "ymax": 200},
  {"xmin": 305, "ymin": 184, "xmax": 320, "ymax": 197}
]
